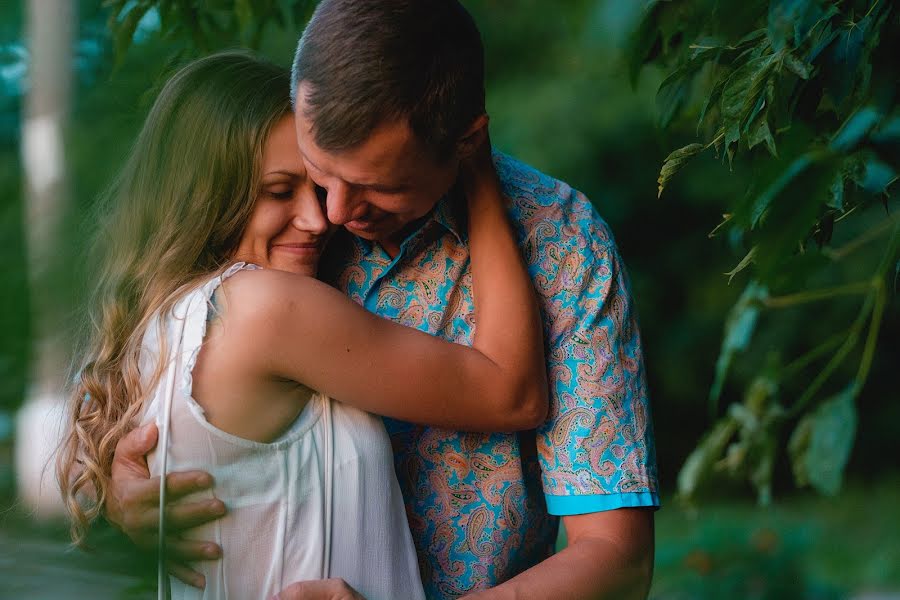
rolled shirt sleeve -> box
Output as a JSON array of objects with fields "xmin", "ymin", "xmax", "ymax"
[{"xmin": 497, "ymin": 153, "xmax": 659, "ymax": 515}]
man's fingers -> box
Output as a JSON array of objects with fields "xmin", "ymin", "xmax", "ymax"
[
  {"xmin": 109, "ymin": 473, "xmax": 221, "ymax": 538},
  {"xmin": 107, "ymin": 475, "xmax": 161, "ymax": 536},
  {"xmin": 112, "ymin": 423, "xmax": 158, "ymax": 473},
  {"xmin": 166, "ymin": 537, "xmax": 222, "ymax": 563},
  {"xmin": 166, "ymin": 560, "xmax": 206, "ymax": 590},
  {"xmin": 114, "ymin": 471, "xmax": 213, "ymax": 515},
  {"xmin": 165, "ymin": 471, "xmax": 214, "ymax": 502},
  {"xmin": 165, "ymin": 497, "xmax": 226, "ymax": 532},
  {"xmin": 124, "ymin": 495, "xmax": 225, "ymax": 536}
]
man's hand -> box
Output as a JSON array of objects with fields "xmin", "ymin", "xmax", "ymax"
[
  {"xmin": 107, "ymin": 423, "xmax": 226, "ymax": 588},
  {"xmin": 273, "ymin": 579, "xmax": 365, "ymax": 600}
]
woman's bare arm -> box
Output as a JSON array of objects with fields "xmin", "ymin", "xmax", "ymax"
[{"xmin": 219, "ymin": 140, "xmax": 547, "ymax": 432}]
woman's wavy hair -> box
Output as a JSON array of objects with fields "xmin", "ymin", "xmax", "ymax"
[{"xmin": 56, "ymin": 50, "xmax": 291, "ymax": 544}]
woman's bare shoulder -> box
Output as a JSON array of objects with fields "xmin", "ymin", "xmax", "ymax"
[{"xmin": 216, "ymin": 268, "xmax": 339, "ymax": 324}]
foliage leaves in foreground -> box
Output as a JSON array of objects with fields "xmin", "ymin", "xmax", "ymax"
[
  {"xmin": 103, "ymin": 0, "xmax": 316, "ymax": 63},
  {"xmin": 632, "ymin": 0, "xmax": 899, "ymax": 504}
]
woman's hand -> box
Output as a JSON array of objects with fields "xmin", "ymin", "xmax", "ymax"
[
  {"xmin": 106, "ymin": 423, "xmax": 226, "ymax": 588},
  {"xmin": 458, "ymin": 129, "xmax": 502, "ymax": 210}
]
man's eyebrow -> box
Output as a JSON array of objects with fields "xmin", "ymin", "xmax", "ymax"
[{"xmin": 365, "ymin": 182, "xmax": 409, "ymax": 192}]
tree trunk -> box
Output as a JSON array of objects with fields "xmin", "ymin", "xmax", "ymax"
[{"xmin": 16, "ymin": 0, "xmax": 75, "ymax": 517}]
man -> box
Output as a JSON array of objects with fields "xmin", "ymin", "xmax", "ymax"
[{"xmin": 107, "ymin": 1, "xmax": 659, "ymax": 598}]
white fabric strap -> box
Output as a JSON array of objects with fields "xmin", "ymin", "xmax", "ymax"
[
  {"xmin": 322, "ymin": 396, "xmax": 334, "ymax": 578},
  {"xmin": 157, "ymin": 310, "xmax": 188, "ymax": 600}
]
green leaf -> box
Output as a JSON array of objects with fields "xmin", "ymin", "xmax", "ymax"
[
  {"xmin": 626, "ymin": 1, "xmax": 662, "ymax": 87},
  {"xmin": 783, "ymin": 52, "xmax": 811, "ymax": 79},
  {"xmin": 860, "ymin": 160, "xmax": 896, "ymax": 195},
  {"xmin": 734, "ymin": 28, "xmax": 769, "ymax": 50},
  {"xmin": 871, "ymin": 115, "xmax": 900, "ymax": 144},
  {"xmin": 787, "ymin": 416, "xmax": 812, "ymax": 485},
  {"xmin": 656, "ymin": 73, "xmax": 691, "ymax": 129},
  {"xmin": 708, "ymin": 213, "xmax": 733, "ymax": 238},
  {"xmin": 709, "ymin": 280, "xmax": 767, "ymax": 405},
  {"xmin": 767, "ymin": 0, "xmax": 814, "ymax": 51},
  {"xmin": 827, "ymin": 172, "xmax": 844, "ymax": 210},
  {"xmin": 806, "ymin": 17, "xmax": 840, "ymax": 62},
  {"xmin": 750, "ymin": 433, "xmax": 776, "ymax": 505},
  {"xmin": 111, "ymin": 1, "xmax": 152, "ymax": 66},
  {"xmin": 747, "ymin": 115, "xmax": 777, "ymax": 156},
  {"xmin": 677, "ymin": 416, "xmax": 738, "ymax": 503},
  {"xmin": 655, "ymin": 47, "xmax": 721, "ymax": 128},
  {"xmin": 870, "ymin": 115, "xmax": 900, "ymax": 167},
  {"xmin": 724, "ymin": 245, "xmax": 757, "ymax": 284},
  {"xmin": 721, "ymin": 55, "xmax": 775, "ymax": 123},
  {"xmin": 820, "ymin": 15, "xmax": 869, "ymax": 108},
  {"xmin": 749, "ymin": 153, "xmax": 815, "ymax": 227},
  {"xmin": 789, "ymin": 385, "xmax": 858, "ymax": 496},
  {"xmin": 697, "ymin": 75, "xmax": 727, "ymax": 133},
  {"xmin": 830, "ymin": 107, "xmax": 882, "ymax": 153},
  {"xmin": 724, "ymin": 375, "xmax": 783, "ymax": 506},
  {"xmin": 720, "ymin": 54, "xmax": 776, "ymax": 163},
  {"xmin": 797, "ymin": 4, "xmax": 839, "ymax": 48},
  {"xmin": 657, "ymin": 143, "xmax": 705, "ymax": 198}
]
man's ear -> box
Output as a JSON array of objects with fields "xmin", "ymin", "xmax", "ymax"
[{"xmin": 454, "ymin": 114, "xmax": 490, "ymax": 160}]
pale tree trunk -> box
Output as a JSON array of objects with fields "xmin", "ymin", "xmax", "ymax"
[{"xmin": 16, "ymin": 0, "xmax": 76, "ymax": 517}]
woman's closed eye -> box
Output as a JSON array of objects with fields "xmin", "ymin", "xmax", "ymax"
[{"xmin": 265, "ymin": 186, "xmax": 294, "ymax": 200}]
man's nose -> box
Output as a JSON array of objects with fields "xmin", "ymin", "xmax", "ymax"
[{"xmin": 324, "ymin": 182, "xmax": 361, "ymax": 225}]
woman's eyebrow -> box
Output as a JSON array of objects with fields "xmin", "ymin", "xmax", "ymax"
[{"xmin": 261, "ymin": 170, "xmax": 302, "ymax": 178}]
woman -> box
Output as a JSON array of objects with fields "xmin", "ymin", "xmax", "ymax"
[{"xmin": 57, "ymin": 52, "xmax": 546, "ymax": 599}]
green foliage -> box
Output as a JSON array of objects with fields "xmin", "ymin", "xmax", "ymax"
[
  {"xmin": 103, "ymin": 0, "xmax": 316, "ymax": 61},
  {"xmin": 631, "ymin": 0, "xmax": 899, "ymax": 502},
  {"xmin": 788, "ymin": 384, "xmax": 857, "ymax": 495}
]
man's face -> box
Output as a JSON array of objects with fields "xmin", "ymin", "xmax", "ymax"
[{"xmin": 295, "ymin": 83, "xmax": 458, "ymax": 246}]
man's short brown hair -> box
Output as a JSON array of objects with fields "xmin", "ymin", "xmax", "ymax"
[{"xmin": 291, "ymin": 0, "xmax": 485, "ymax": 160}]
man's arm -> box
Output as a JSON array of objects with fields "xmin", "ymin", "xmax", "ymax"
[
  {"xmin": 485, "ymin": 157, "xmax": 659, "ymax": 599},
  {"xmin": 463, "ymin": 509, "xmax": 654, "ymax": 600}
]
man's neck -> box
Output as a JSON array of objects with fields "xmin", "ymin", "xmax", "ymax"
[{"xmin": 379, "ymin": 239, "xmax": 402, "ymax": 259}]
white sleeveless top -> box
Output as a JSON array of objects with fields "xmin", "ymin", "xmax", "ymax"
[{"xmin": 140, "ymin": 263, "xmax": 425, "ymax": 600}]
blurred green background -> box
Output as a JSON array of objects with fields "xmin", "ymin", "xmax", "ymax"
[{"xmin": 0, "ymin": 1, "xmax": 897, "ymax": 598}]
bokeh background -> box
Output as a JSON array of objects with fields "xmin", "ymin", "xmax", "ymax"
[{"xmin": 0, "ymin": 1, "xmax": 897, "ymax": 598}]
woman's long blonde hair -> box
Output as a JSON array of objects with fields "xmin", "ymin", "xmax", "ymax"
[{"xmin": 56, "ymin": 51, "xmax": 292, "ymax": 544}]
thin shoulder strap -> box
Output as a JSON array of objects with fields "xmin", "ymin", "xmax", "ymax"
[
  {"xmin": 157, "ymin": 311, "xmax": 188, "ymax": 600},
  {"xmin": 322, "ymin": 396, "xmax": 334, "ymax": 578}
]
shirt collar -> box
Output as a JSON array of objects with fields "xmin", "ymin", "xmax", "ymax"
[
  {"xmin": 430, "ymin": 187, "xmax": 466, "ymax": 245},
  {"xmin": 351, "ymin": 188, "xmax": 466, "ymax": 259}
]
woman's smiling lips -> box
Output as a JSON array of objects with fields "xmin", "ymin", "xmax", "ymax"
[{"xmin": 272, "ymin": 241, "xmax": 323, "ymax": 256}]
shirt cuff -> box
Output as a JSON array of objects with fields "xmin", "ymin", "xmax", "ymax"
[{"xmin": 544, "ymin": 491, "xmax": 660, "ymax": 516}]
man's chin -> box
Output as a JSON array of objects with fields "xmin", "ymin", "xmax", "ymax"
[{"xmin": 344, "ymin": 222, "xmax": 393, "ymax": 242}]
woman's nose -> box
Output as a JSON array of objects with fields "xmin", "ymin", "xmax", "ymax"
[{"xmin": 292, "ymin": 189, "xmax": 330, "ymax": 235}]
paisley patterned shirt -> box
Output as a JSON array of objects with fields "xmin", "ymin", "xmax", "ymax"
[{"xmin": 321, "ymin": 152, "xmax": 659, "ymax": 598}]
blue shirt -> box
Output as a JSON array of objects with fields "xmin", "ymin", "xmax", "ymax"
[{"xmin": 322, "ymin": 152, "xmax": 659, "ymax": 597}]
